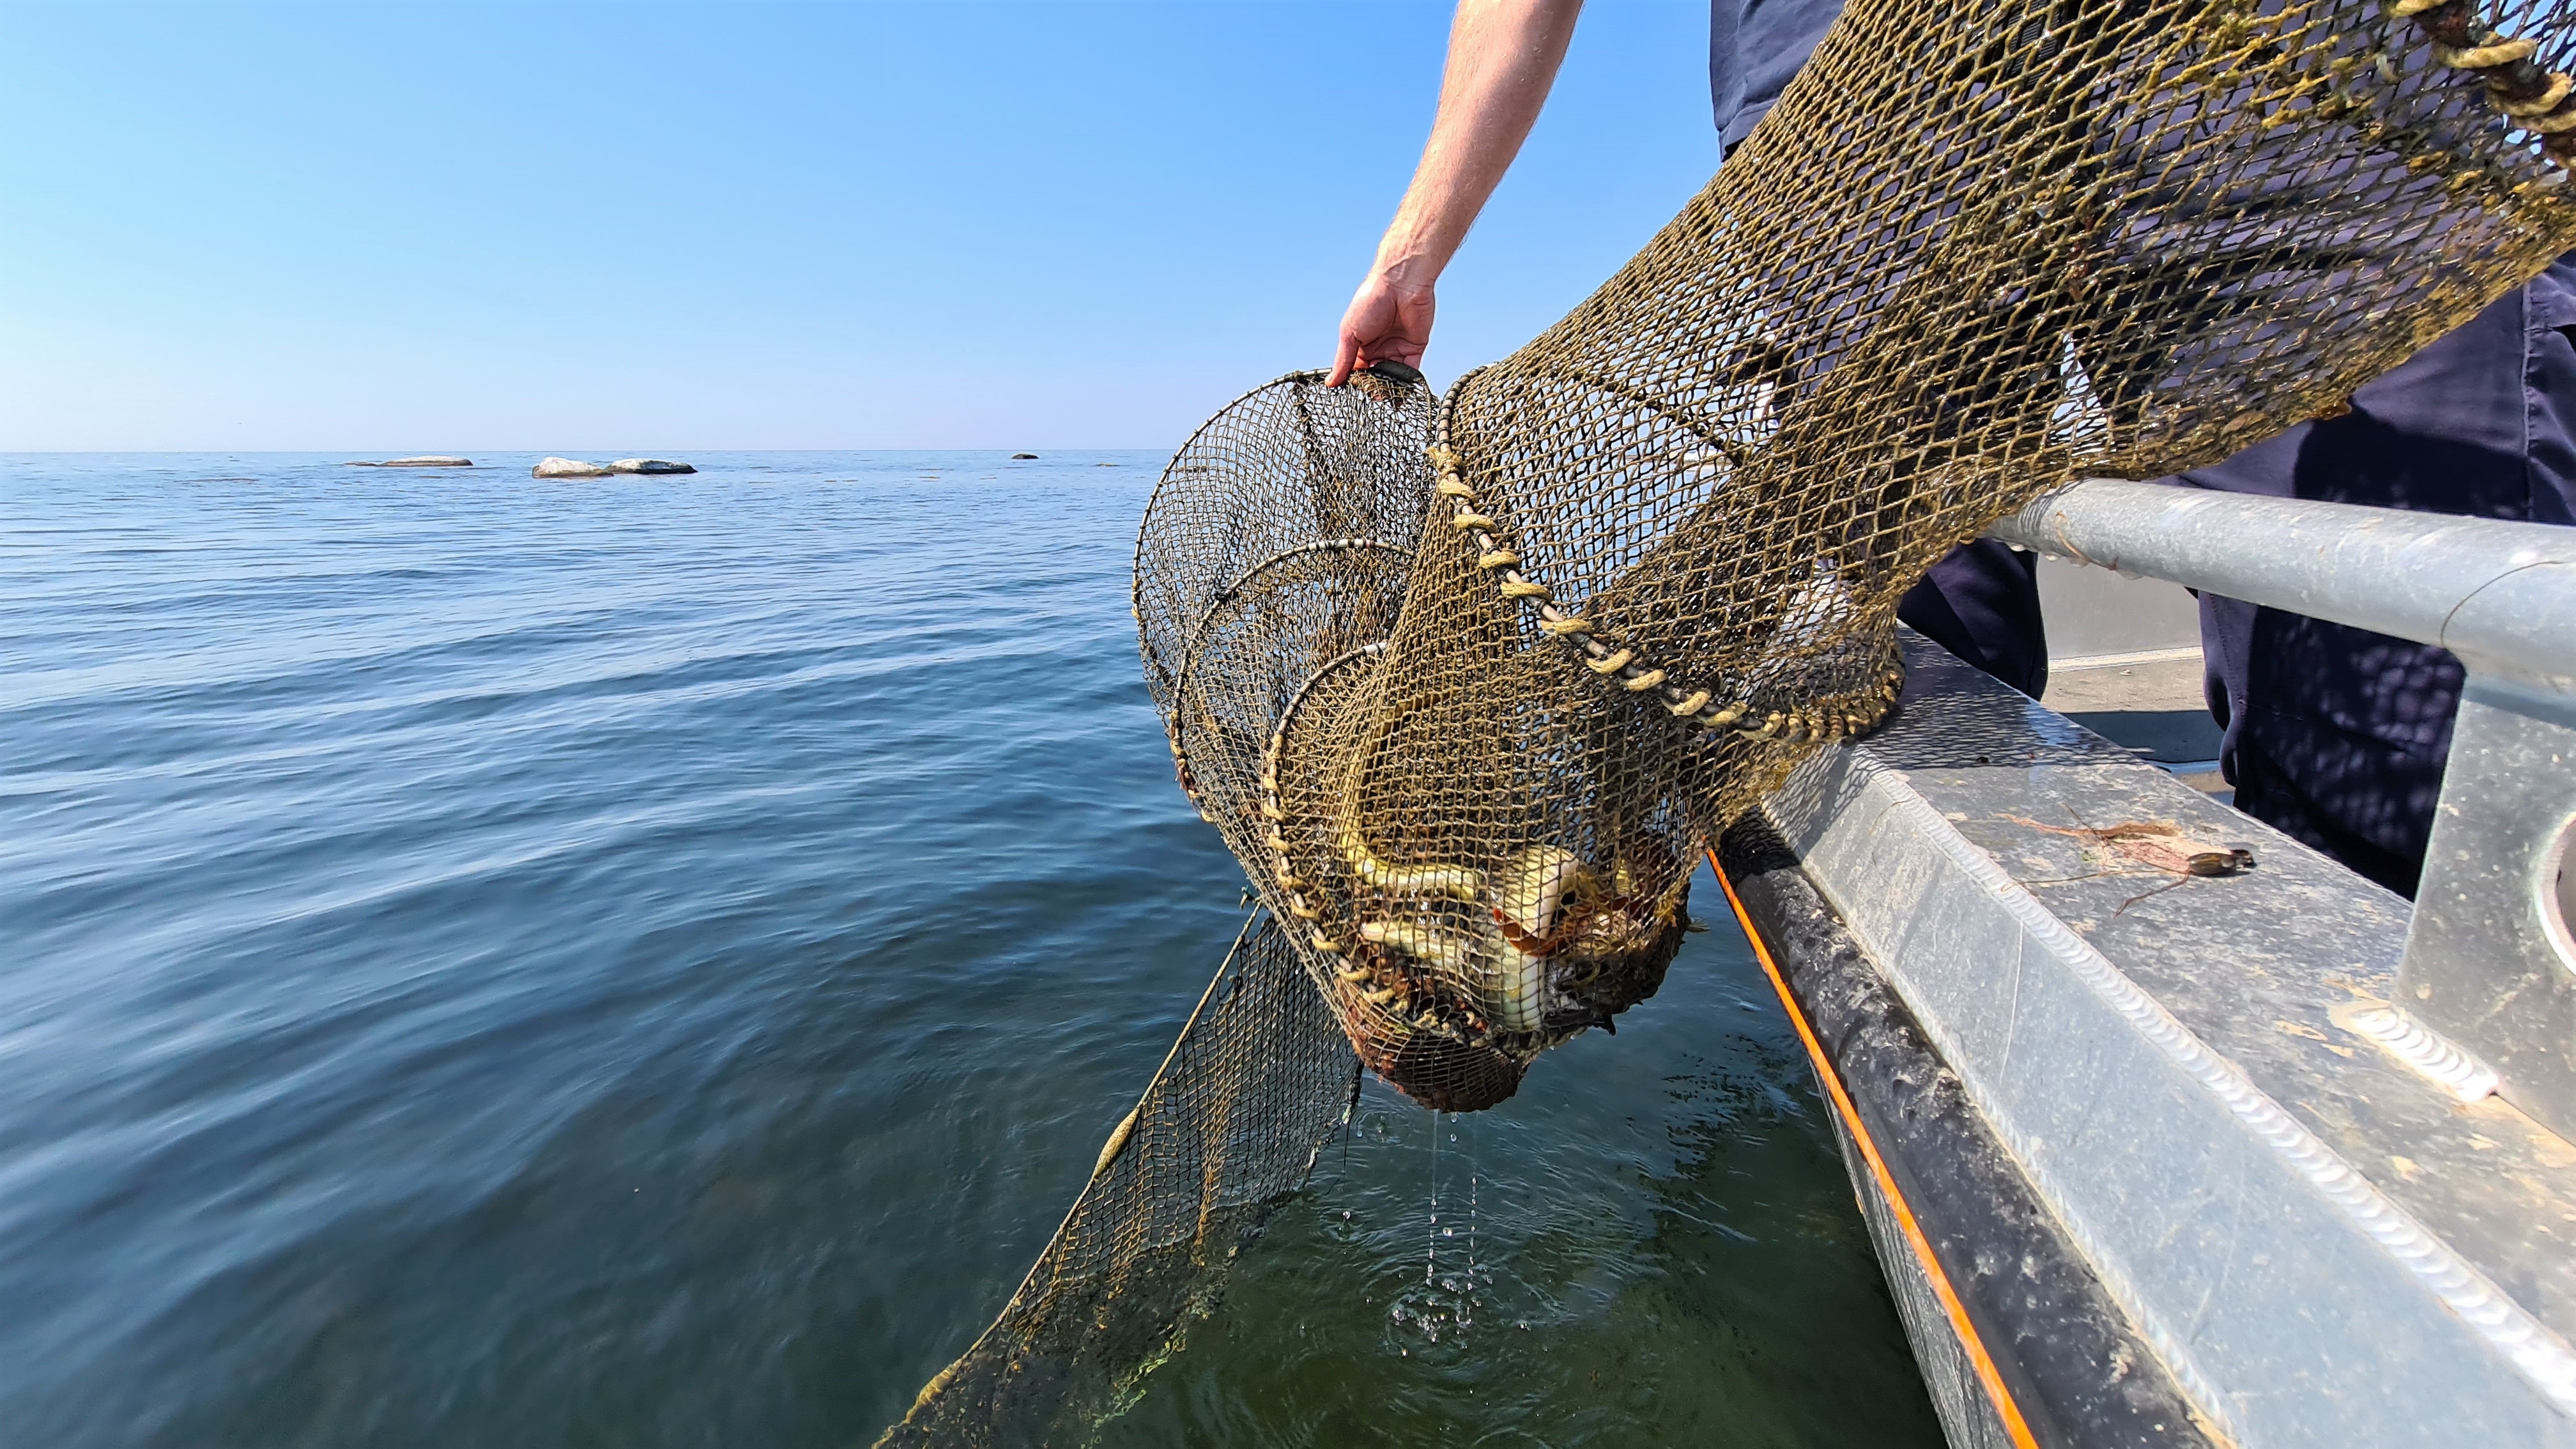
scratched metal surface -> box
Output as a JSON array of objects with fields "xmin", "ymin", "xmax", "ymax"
[
  {"xmin": 1763, "ymin": 634, "xmax": 2576, "ymax": 1443},
  {"xmin": 1862, "ymin": 641, "xmax": 2576, "ymax": 1338}
]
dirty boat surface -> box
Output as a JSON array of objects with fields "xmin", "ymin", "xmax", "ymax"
[{"xmin": 1720, "ymin": 484, "xmax": 2576, "ymax": 1448}]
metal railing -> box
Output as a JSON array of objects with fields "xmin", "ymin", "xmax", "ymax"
[{"xmin": 1990, "ymin": 479, "xmax": 2576, "ymax": 1141}]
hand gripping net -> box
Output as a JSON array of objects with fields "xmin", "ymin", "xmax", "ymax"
[
  {"xmin": 1140, "ymin": 0, "xmax": 2576, "ymax": 1113},
  {"xmin": 893, "ymin": 0, "xmax": 2576, "ymax": 1438}
]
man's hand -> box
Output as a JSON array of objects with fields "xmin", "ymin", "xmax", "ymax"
[
  {"xmin": 1329, "ymin": 272, "xmax": 1437, "ymax": 386},
  {"xmin": 1323, "ymin": 0, "xmax": 1581, "ymax": 387}
]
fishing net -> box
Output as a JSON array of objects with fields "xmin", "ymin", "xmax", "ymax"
[
  {"xmin": 1140, "ymin": 0, "xmax": 2576, "ymax": 1114},
  {"xmin": 875, "ymin": 914, "xmax": 1356, "ymax": 1448},
  {"xmin": 892, "ymin": 0, "xmax": 2576, "ymax": 1437}
]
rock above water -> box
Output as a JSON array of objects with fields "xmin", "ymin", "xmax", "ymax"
[
  {"xmin": 348, "ymin": 456, "xmax": 472, "ymax": 468},
  {"xmin": 609, "ymin": 458, "xmax": 695, "ymax": 475},
  {"xmin": 533, "ymin": 457, "xmax": 613, "ymax": 479},
  {"xmin": 1011, "ymin": 452, "xmax": 1038, "ymax": 460}
]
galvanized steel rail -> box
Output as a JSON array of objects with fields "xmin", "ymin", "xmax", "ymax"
[
  {"xmin": 1991, "ymin": 479, "xmax": 2576, "ymax": 701},
  {"xmin": 1989, "ymin": 480, "xmax": 2576, "ymax": 1142}
]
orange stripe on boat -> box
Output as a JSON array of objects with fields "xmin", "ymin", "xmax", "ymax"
[{"xmin": 1712, "ymin": 850, "xmax": 2043, "ymax": 1449}]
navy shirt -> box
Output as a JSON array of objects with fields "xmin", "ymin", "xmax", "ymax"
[{"xmin": 1708, "ymin": 0, "xmax": 1840, "ymax": 153}]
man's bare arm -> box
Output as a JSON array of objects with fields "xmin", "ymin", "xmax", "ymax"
[{"xmin": 1327, "ymin": 0, "xmax": 1584, "ymax": 386}]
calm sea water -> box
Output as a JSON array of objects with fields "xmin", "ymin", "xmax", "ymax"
[{"xmin": 0, "ymin": 452, "xmax": 1942, "ymax": 1447}]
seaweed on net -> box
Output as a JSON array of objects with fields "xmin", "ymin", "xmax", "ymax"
[{"xmin": 889, "ymin": 0, "xmax": 2576, "ymax": 1438}]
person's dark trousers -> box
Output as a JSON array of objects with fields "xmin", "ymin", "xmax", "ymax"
[
  {"xmin": 2168, "ymin": 255, "xmax": 2576, "ymax": 897},
  {"xmin": 1891, "ymin": 257, "xmax": 2576, "ymax": 899},
  {"xmin": 1706, "ymin": 0, "xmax": 2573, "ymax": 893},
  {"xmin": 1897, "ymin": 541, "xmax": 2049, "ymax": 700}
]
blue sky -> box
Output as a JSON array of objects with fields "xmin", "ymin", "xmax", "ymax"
[{"xmin": 1, "ymin": 1, "xmax": 1720, "ymax": 450}]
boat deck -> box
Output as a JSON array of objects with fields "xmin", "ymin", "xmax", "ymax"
[{"xmin": 1728, "ymin": 629, "xmax": 2576, "ymax": 1447}]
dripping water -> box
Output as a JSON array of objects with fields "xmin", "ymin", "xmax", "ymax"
[
  {"xmin": 1462, "ymin": 1110, "xmax": 1480, "ymax": 1333},
  {"xmin": 1424, "ymin": 1109, "xmax": 1441, "ymax": 1342},
  {"xmin": 1390, "ymin": 1107, "xmax": 1488, "ymax": 1352}
]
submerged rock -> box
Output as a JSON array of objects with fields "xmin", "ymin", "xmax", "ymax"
[
  {"xmin": 533, "ymin": 457, "xmax": 613, "ymax": 479},
  {"xmin": 348, "ymin": 456, "xmax": 472, "ymax": 468},
  {"xmin": 609, "ymin": 458, "xmax": 695, "ymax": 475}
]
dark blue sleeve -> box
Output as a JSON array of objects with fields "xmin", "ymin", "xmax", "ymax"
[{"xmin": 1708, "ymin": 0, "xmax": 1846, "ymax": 151}]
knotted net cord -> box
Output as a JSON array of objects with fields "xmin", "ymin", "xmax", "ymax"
[
  {"xmin": 1144, "ymin": 0, "xmax": 2576, "ymax": 1112},
  {"xmin": 891, "ymin": 0, "xmax": 2576, "ymax": 1438}
]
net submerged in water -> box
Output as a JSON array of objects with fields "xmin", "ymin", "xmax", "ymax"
[
  {"xmin": 875, "ymin": 915, "xmax": 1355, "ymax": 1448},
  {"xmin": 895, "ymin": 0, "xmax": 2576, "ymax": 1436}
]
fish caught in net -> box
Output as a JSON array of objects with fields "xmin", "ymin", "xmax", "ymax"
[
  {"xmin": 893, "ymin": 0, "xmax": 2576, "ymax": 1436},
  {"xmin": 1142, "ymin": 0, "xmax": 2576, "ymax": 1114}
]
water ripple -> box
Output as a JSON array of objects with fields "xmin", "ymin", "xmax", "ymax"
[{"xmin": 0, "ymin": 451, "xmax": 1936, "ymax": 1447}]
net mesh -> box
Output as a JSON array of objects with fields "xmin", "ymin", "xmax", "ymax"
[
  {"xmin": 875, "ymin": 914, "xmax": 1355, "ymax": 1448},
  {"xmin": 1140, "ymin": 0, "xmax": 2576, "ymax": 1114},
  {"xmin": 892, "ymin": 0, "xmax": 2576, "ymax": 1436}
]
